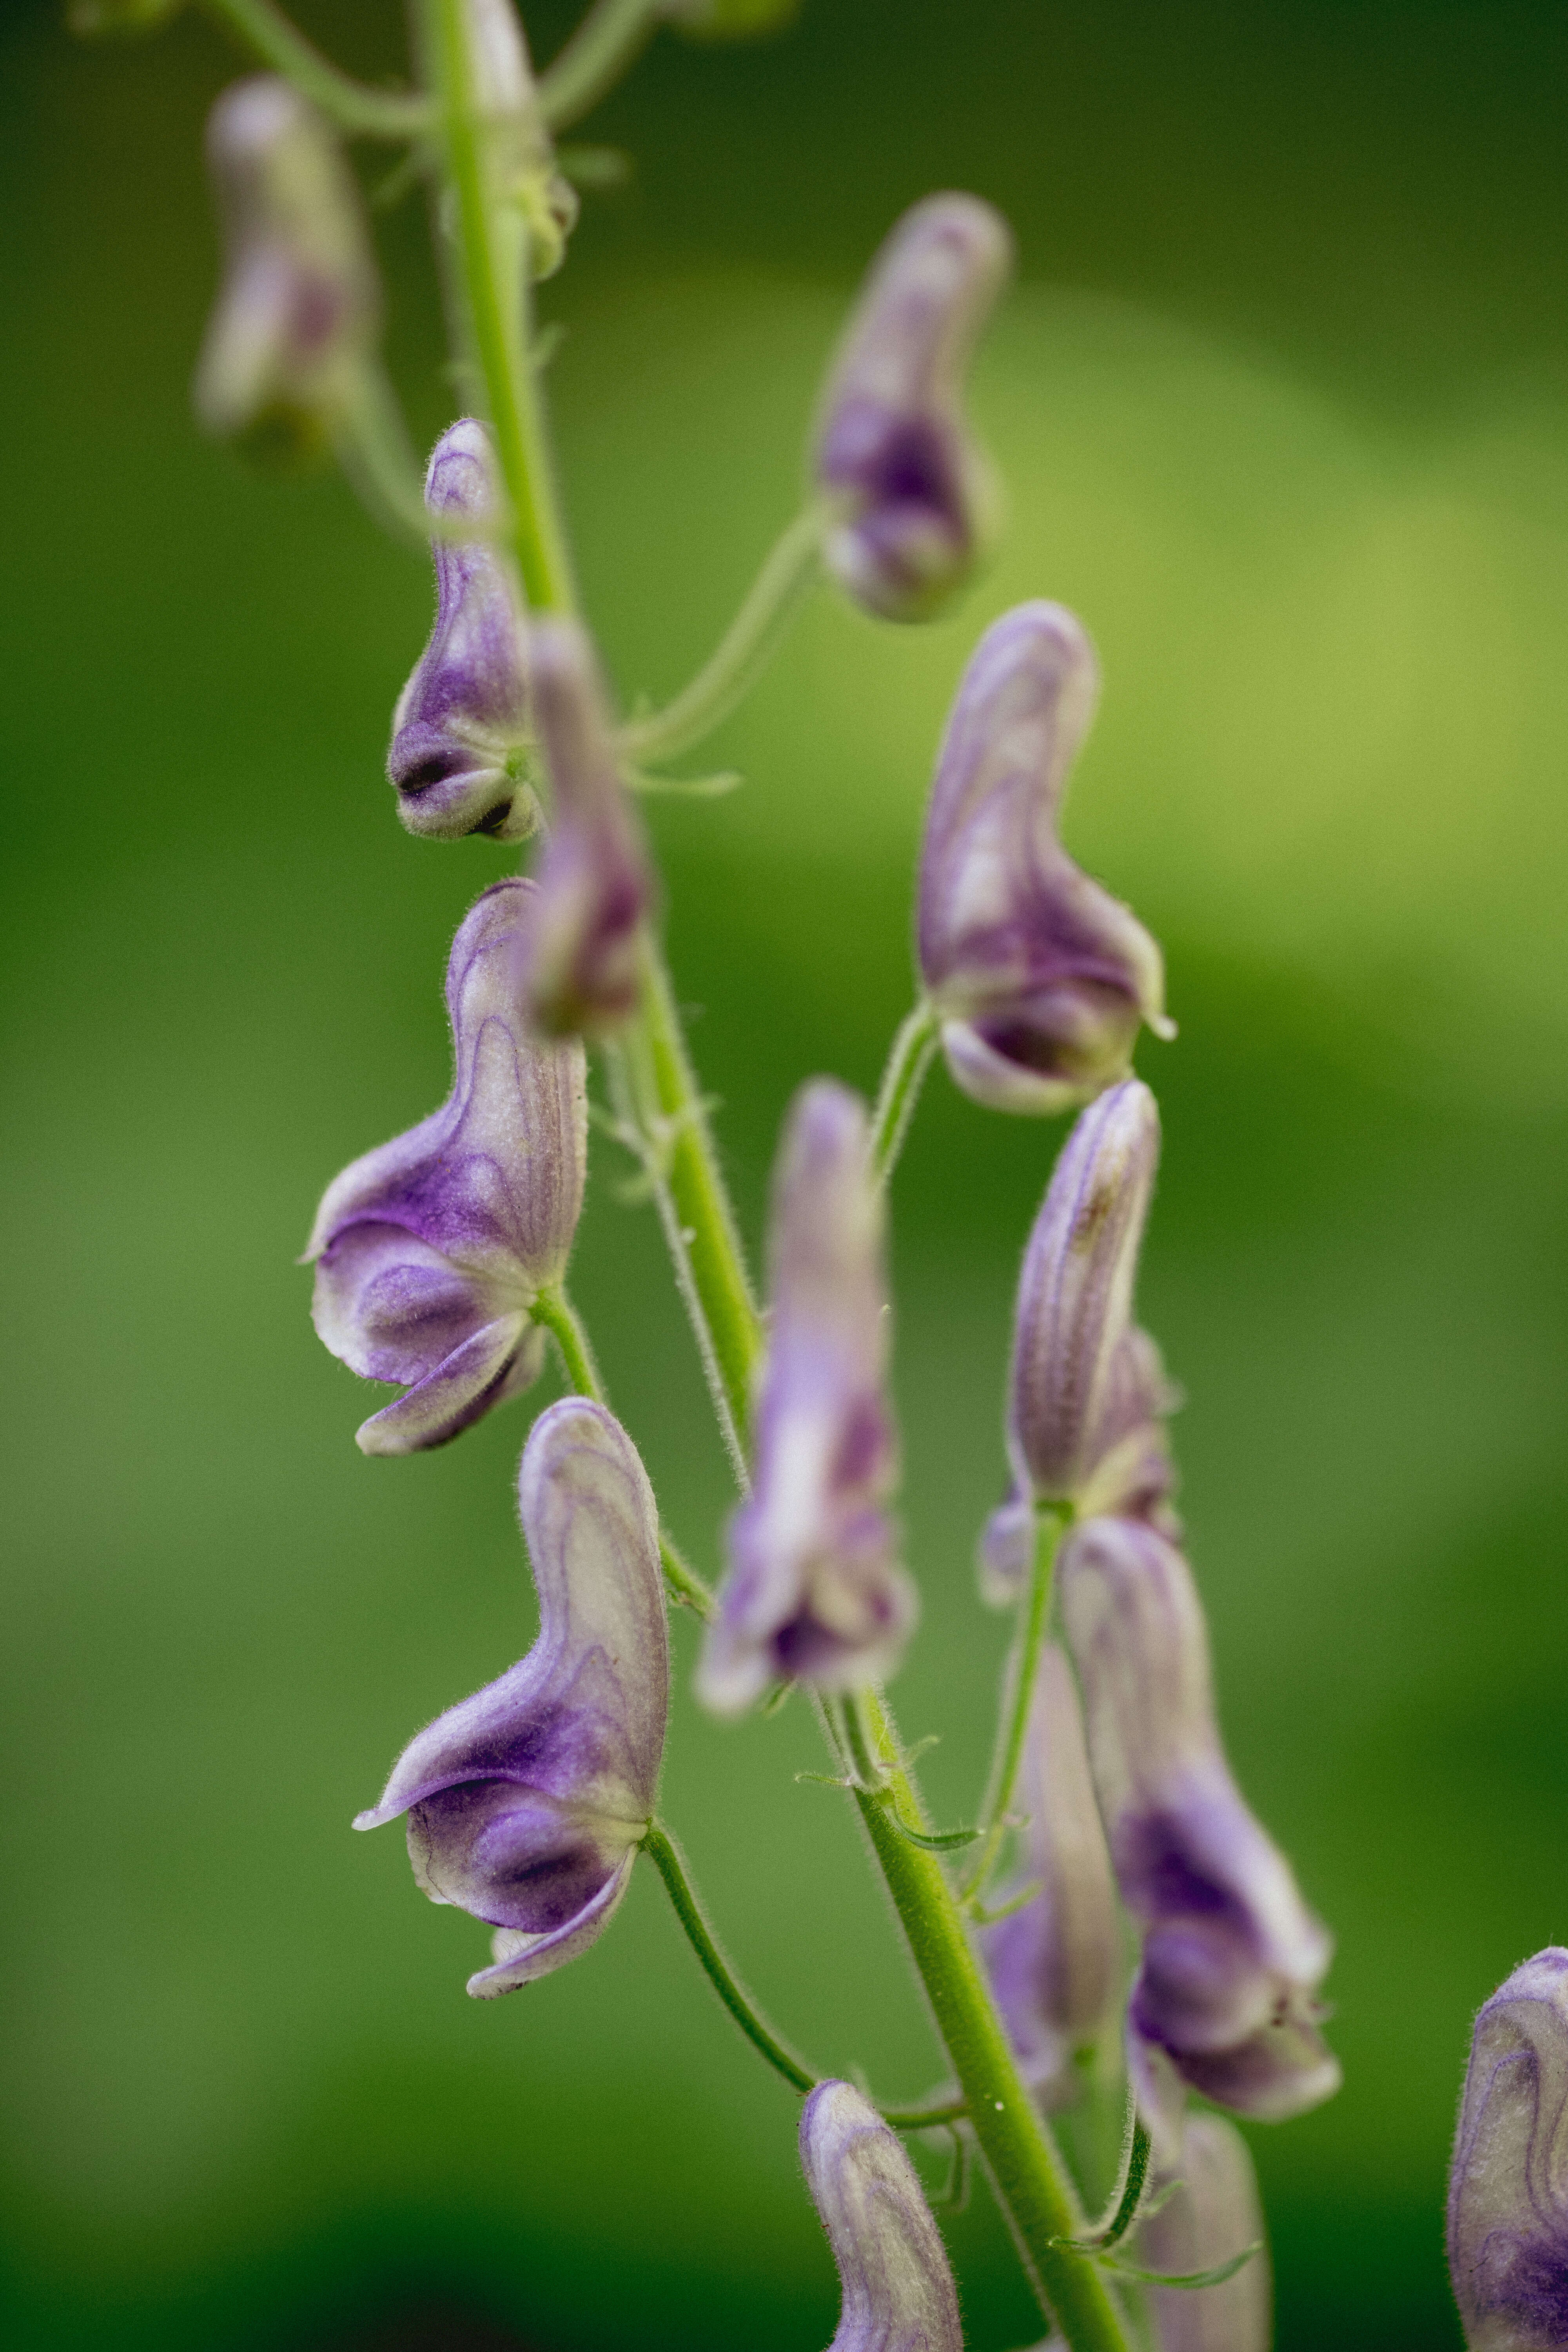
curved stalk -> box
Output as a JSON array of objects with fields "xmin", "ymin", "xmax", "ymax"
[
  {"xmin": 868, "ymin": 999, "xmax": 940, "ymax": 1183},
  {"xmin": 202, "ymin": 0, "xmax": 431, "ymax": 138},
  {"xmin": 643, "ymin": 1821, "xmax": 817, "ymax": 2093},
  {"xmin": 960, "ymin": 1506, "xmax": 1065, "ymax": 1906},
  {"xmin": 537, "ymin": 0, "xmax": 666, "ymax": 131}
]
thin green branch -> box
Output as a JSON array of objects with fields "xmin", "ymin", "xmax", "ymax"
[
  {"xmin": 537, "ymin": 0, "xmax": 667, "ymax": 131},
  {"xmin": 201, "ymin": 0, "xmax": 431, "ymax": 138},
  {"xmin": 641, "ymin": 1822, "xmax": 817, "ymax": 2094},
  {"xmin": 868, "ymin": 999, "xmax": 940, "ymax": 1183},
  {"xmin": 960, "ymin": 1507, "xmax": 1065, "ymax": 1907},
  {"xmin": 618, "ymin": 506, "xmax": 827, "ymax": 768}
]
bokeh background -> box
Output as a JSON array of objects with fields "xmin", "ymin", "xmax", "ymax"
[{"xmin": 6, "ymin": 0, "xmax": 1568, "ymax": 2345}]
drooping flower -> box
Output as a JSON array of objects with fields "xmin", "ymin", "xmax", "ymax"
[
  {"xmin": 194, "ymin": 77, "xmax": 379, "ymax": 462},
  {"xmin": 387, "ymin": 421, "xmax": 536, "ymax": 844},
  {"xmin": 1138, "ymin": 2112, "xmax": 1270, "ymax": 2352},
  {"xmin": 982, "ymin": 1643, "xmax": 1121, "ymax": 2099},
  {"xmin": 815, "ymin": 192, "xmax": 1011, "ymax": 622},
  {"xmin": 1058, "ymin": 1514, "xmax": 1338, "ymax": 2145},
  {"xmin": 1448, "ymin": 1947, "xmax": 1568, "ymax": 2349},
  {"xmin": 918, "ymin": 601, "xmax": 1172, "ymax": 1115},
  {"xmin": 799, "ymin": 2081, "xmax": 962, "ymax": 2352},
  {"xmin": 306, "ymin": 880, "xmax": 587, "ymax": 1454},
  {"xmin": 980, "ymin": 1080, "xmax": 1176, "ymax": 1604},
  {"xmin": 697, "ymin": 1082, "xmax": 915, "ymax": 1715},
  {"xmin": 354, "ymin": 1398, "xmax": 668, "ymax": 1995},
  {"xmin": 521, "ymin": 617, "xmax": 655, "ymax": 1037}
]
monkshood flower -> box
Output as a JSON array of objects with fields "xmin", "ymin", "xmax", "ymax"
[
  {"xmin": 917, "ymin": 601, "xmax": 1172, "ymax": 1116},
  {"xmin": 1058, "ymin": 1514, "xmax": 1338, "ymax": 2143},
  {"xmin": 1448, "ymin": 1947, "xmax": 1568, "ymax": 2348},
  {"xmin": 306, "ymin": 880, "xmax": 587, "ymax": 1455},
  {"xmin": 1139, "ymin": 2112, "xmax": 1270, "ymax": 2352},
  {"xmin": 194, "ymin": 78, "xmax": 379, "ymax": 462},
  {"xmin": 697, "ymin": 1082, "xmax": 915, "ymax": 1715},
  {"xmin": 980, "ymin": 1080, "xmax": 1176, "ymax": 1604},
  {"xmin": 522, "ymin": 618, "xmax": 655, "ymax": 1038},
  {"xmin": 815, "ymin": 192, "xmax": 1011, "ymax": 622},
  {"xmin": 799, "ymin": 2081, "xmax": 962, "ymax": 2352},
  {"xmin": 387, "ymin": 421, "xmax": 536, "ymax": 845},
  {"xmin": 354, "ymin": 1397, "xmax": 667, "ymax": 1996},
  {"xmin": 982, "ymin": 1643, "xmax": 1120, "ymax": 2099}
]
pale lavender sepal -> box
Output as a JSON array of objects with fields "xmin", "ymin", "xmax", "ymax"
[
  {"xmin": 698, "ymin": 1082, "xmax": 915, "ymax": 1715},
  {"xmin": 917, "ymin": 602, "xmax": 1170, "ymax": 1114},
  {"xmin": 354, "ymin": 1398, "xmax": 668, "ymax": 1995},
  {"xmin": 194, "ymin": 78, "xmax": 378, "ymax": 453},
  {"xmin": 1139, "ymin": 2112, "xmax": 1271, "ymax": 2352},
  {"xmin": 387, "ymin": 420, "xmax": 537, "ymax": 844},
  {"xmin": 815, "ymin": 192, "xmax": 1011, "ymax": 622},
  {"xmin": 1448, "ymin": 1947, "xmax": 1568, "ymax": 2349},
  {"xmin": 306, "ymin": 879, "xmax": 587, "ymax": 1454},
  {"xmin": 982, "ymin": 1644, "xmax": 1120, "ymax": 2100},
  {"xmin": 1059, "ymin": 1515, "xmax": 1338, "ymax": 2133},
  {"xmin": 522, "ymin": 618, "xmax": 654, "ymax": 1038},
  {"xmin": 799, "ymin": 2081, "xmax": 962, "ymax": 2352}
]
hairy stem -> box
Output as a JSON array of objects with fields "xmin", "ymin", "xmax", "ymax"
[
  {"xmin": 537, "ymin": 0, "xmax": 667, "ymax": 131},
  {"xmin": 202, "ymin": 0, "xmax": 431, "ymax": 137},
  {"xmin": 868, "ymin": 998, "xmax": 940, "ymax": 1182},
  {"xmin": 961, "ymin": 1507, "xmax": 1064, "ymax": 1905},
  {"xmin": 642, "ymin": 1822, "xmax": 817, "ymax": 2093},
  {"xmin": 618, "ymin": 506, "xmax": 827, "ymax": 767}
]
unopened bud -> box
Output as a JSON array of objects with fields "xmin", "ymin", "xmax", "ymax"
[
  {"xmin": 1139, "ymin": 2113, "xmax": 1270, "ymax": 2352},
  {"xmin": 194, "ymin": 78, "xmax": 379, "ymax": 465},
  {"xmin": 815, "ymin": 193, "xmax": 1011, "ymax": 622},
  {"xmin": 1448, "ymin": 1947, "xmax": 1568, "ymax": 2349},
  {"xmin": 388, "ymin": 421, "xmax": 536, "ymax": 843},
  {"xmin": 799, "ymin": 2081, "xmax": 962, "ymax": 2352},
  {"xmin": 522, "ymin": 619, "xmax": 655, "ymax": 1037},
  {"xmin": 919, "ymin": 602, "xmax": 1171, "ymax": 1114}
]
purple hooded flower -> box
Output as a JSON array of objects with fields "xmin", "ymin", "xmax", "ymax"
[
  {"xmin": 194, "ymin": 78, "xmax": 379, "ymax": 461},
  {"xmin": 980, "ymin": 1080, "xmax": 1176, "ymax": 1603},
  {"xmin": 918, "ymin": 602, "xmax": 1172, "ymax": 1116},
  {"xmin": 799, "ymin": 2081, "xmax": 962, "ymax": 2352},
  {"xmin": 305, "ymin": 880, "xmax": 587, "ymax": 1455},
  {"xmin": 1058, "ymin": 1515, "xmax": 1338, "ymax": 2144},
  {"xmin": 354, "ymin": 1397, "xmax": 667, "ymax": 1996},
  {"xmin": 697, "ymin": 1082, "xmax": 915, "ymax": 1715},
  {"xmin": 521, "ymin": 618, "xmax": 655, "ymax": 1038},
  {"xmin": 1448, "ymin": 1948, "xmax": 1568, "ymax": 2349},
  {"xmin": 982, "ymin": 1643, "xmax": 1121, "ymax": 2099},
  {"xmin": 815, "ymin": 192, "xmax": 1011, "ymax": 622},
  {"xmin": 388, "ymin": 421, "xmax": 537, "ymax": 844},
  {"xmin": 1139, "ymin": 2112, "xmax": 1270, "ymax": 2352}
]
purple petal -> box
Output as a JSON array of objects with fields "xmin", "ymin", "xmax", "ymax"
[
  {"xmin": 799, "ymin": 2081, "xmax": 962, "ymax": 2352},
  {"xmin": 354, "ymin": 1312, "xmax": 542, "ymax": 1457},
  {"xmin": 1138, "ymin": 2112, "xmax": 1271, "ymax": 2352},
  {"xmin": 468, "ymin": 1850, "xmax": 637, "ymax": 1998},
  {"xmin": 1448, "ymin": 1948, "xmax": 1568, "ymax": 2349},
  {"xmin": 355, "ymin": 1399, "xmax": 668, "ymax": 1993}
]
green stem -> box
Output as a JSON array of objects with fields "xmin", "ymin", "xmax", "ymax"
[
  {"xmin": 202, "ymin": 0, "xmax": 431, "ymax": 137},
  {"xmin": 848, "ymin": 1690, "xmax": 1132, "ymax": 2352},
  {"xmin": 642, "ymin": 1822, "xmax": 816, "ymax": 2093},
  {"xmin": 868, "ymin": 999, "xmax": 940, "ymax": 1182},
  {"xmin": 537, "ymin": 0, "xmax": 667, "ymax": 131},
  {"xmin": 618, "ymin": 506, "xmax": 827, "ymax": 768},
  {"xmin": 961, "ymin": 1507, "xmax": 1064, "ymax": 1905}
]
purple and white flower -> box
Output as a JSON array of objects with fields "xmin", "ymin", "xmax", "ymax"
[
  {"xmin": 1058, "ymin": 1514, "xmax": 1338, "ymax": 2145},
  {"xmin": 1139, "ymin": 2112, "xmax": 1270, "ymax": 2352},
  {"xmin": 697, "ymin": 1081, "xmax": 915, "ymax": 1714},
  {"xmin": 388, "ymin": 420, "xmax": 536, "ymax": 844},
  {"xmin": 194, "ymin": 77, "xmax": 379, "ymax": 459},
  {"xmin": 306, "ymin": 880, "xmax": 586, "ymax": 1454},
  {"xmin": 918, "ymin": 602, "xmax": 1171, "ymax": 1116},
  {"xmin": 815, "ymin": 192, "xmax": 1011, "ymax": 622},
  {"xmin": 799, "ymin": 2080, "xmax": 962, "ymax": 2352},
  {"xmin": 1448, "ymin": 1947, "xmax": 1568, "ymax": 2349},
  {"xmin": 354, "ymin": 1397, "xmax": 667, "ymax": 1996}
]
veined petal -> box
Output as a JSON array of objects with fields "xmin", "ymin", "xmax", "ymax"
[
  {"xmin": 1449, "ymin": 1948, "xmax": 1568, "ymax": 2350},
  {"xmin": 354, "ymin": 1313, "xmax": 540, "ymax": 1456},
  {"xmin": 799, "ymin": 2081, "xmax": 962, "ymax": 2352},
  {"xmin": 470, "ymin": 1849, "xmax": 638, "ymax": 1998}
]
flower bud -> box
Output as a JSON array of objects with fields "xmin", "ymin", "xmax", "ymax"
[
  {"xmin": 354, "ymin": 1398, "xmax": 667, "ymax": 1995},
  {"xmin": 388, "ymin": 421, "xmax": 537, "ymax": 844},
  {"xmin": 815, "ymin": 193, "xmax": 1011, "ymax": 622},
  {"xmin": 982, "ymin": 1644, "xmax": 1120, "ymax": 2097},
  {"xmin": 698, "ymin": 1082, "xmax": 915, "ymax": 1715},
  {"xmin": 194, "ymin": 78, "xmax": 379, "ymax": 464},
  {"xmin": 305, "ymin": 880, "xmax": 587, "ymax": 1455},
  {"xmin": 1139, "ymin": 2113, "xmax": 1270, "ymax": 2352},
  {"xmin": 1059, "ymin": 1515, "xmax": 1338, "ymax": 2137},
  {"xmin": 799, "ymin": 2081, "xmax": 962, "ymax": 2352},
  {"xmin": 521, "ymin": 619, "xmax": 655, "ymax": 1038},
  {"xmin": 1448, "ymin": 1947, "xmax": 1568, "ymax": 2349},
  {"xmin": 918, "ymin": 602, "xmax": 1171, "ymax": 1114}
]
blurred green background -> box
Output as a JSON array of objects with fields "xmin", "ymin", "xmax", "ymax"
[{"xmin": 5, "ymin": 0, "xmax": 1568, "ymax": 2345}]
